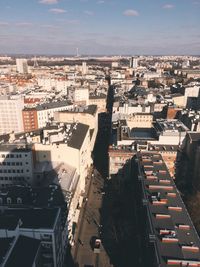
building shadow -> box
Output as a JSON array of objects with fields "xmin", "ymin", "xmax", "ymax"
[{"xmin": 97, "ymin": 159, "xmax": 142, "ymax": 267}]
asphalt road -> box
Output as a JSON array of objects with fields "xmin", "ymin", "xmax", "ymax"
[{"xmin": 72, "ymin": 170, "xmax": 111, "ymax": 267}]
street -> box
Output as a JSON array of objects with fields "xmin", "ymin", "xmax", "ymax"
[{"xmin": 72, "ymin": 169, "xmax": 111, "ymax": 267}]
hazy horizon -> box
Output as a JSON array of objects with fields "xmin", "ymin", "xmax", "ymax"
[{"xmin": 0, "ymin": 0, "xmax": 199, "ymax": 55}]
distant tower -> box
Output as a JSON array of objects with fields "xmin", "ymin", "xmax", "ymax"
[
  {"xmin": 82, "ymin": 61, "xmax": 87, "ymax": 75},
  {"xmin": 16, "ymin": 58, "xmax": 28, "ymax": 74},
  {"xmin": 130, "ymin": 57, "xmax": 138, "ymax": 69},
  {"xmin": 33, "ymin": 56, "xmax": 39, "ymax": 68}
]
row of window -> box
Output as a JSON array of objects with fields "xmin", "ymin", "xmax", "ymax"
[
  {"xmin": 0, "ymin": 154, "xmax": 28, "ymax": 158},
  {"xmin": 0, "ymin": 162, "xmax": 26, "ymax": 166},
  {"xmin": 0, "ymin": 169, "xmax": 27, "ymax": 173},
  {"xmin": 0, "ymin": 197, "xmax": 22, "ymax": 204},
  {"xmin": 0, "ymin": 176, "xmax": 25, "ymax": 181}
]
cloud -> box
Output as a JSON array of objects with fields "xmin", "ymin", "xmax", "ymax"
[
  {"xmin": 49, "ymin": 8, "xmax": 67, "ymax": 13},
  {"xmin": 65, "ymin": 20, "xmax": 80, "ymax": 25},
  {"xmin": 0, "ymin": 22, "xmax": 9, "ymax": 26},
  {"xmin": 39, "ymin": 0, "xmax": 58, "ymax": 4},
  {"xmin": 193, "ymin": 0, "xmax": 200, "ymax": 4},
  {"xmin": 123, "ymin": 9, "xmax": 139, "ymax": 17},
  {"xmin": 162, "ymin": 4, "xmax": 174, "ymax": 9},
  {"xmin": 97, "ymin": 0, "xmax": 105, "ymax": 4},
  {"xmin": 15, "ymin": 22, "xmax": 33, "ymax": 27},
  {"xmin": 41, "ymin": 24, "xmax": 60, "ymax": 29},
  {"xmin": 84, "ymin": 10, "xmax": 94, "ymax": 16}
]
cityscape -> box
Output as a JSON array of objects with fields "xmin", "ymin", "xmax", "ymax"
[{"xmin": 0, "ymin": 1, "xmax": 200, "ymax": 267}]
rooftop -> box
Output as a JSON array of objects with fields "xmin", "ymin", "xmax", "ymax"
[
  {"xmin": 0, "ymin": 208, "xmax": 60, "ymax": 229},
  {"xmin": 23, "ymin": 100, "xmax": 72, "ymax": 111},
  {"xmin": 4, "ymin": 235, "xmax": 41, "ymax": 267},
  {"xmin": 136, "ymin": 152, "xmax": 200, "ymax": 266}
]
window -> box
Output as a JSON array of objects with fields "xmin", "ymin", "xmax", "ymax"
[
  {"xmin": 17, "ymin": 198, "xmax": 22, "ymax": 204},
  {"xmin": 7, "ymin": 198, "xmax": 12, "ymax": 204}
]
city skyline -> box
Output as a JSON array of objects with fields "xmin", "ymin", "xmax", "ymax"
[{"xmin": 0, "ymin": 0, "xmax": 199, "ymax": 55}]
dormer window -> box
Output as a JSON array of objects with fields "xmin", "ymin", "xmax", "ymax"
[
  {"xmin": 7, "ymin": 197, "xmax": 12, "ymax": 204},
  {"xmin": 17, "ymin": 197, "xmax": 22, "ymax": 204}
]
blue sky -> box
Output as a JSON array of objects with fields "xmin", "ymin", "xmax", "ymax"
[{"xmin": 0, "ymin": 0, "xmax": 199, "ymax": 55}]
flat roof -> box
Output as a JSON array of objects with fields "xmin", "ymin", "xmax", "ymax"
[
  {"xmin": 23, "ymin": 100, "xmax": 72, "ymax": 111},
  {"xmin": 0, "ymin": 208, "xmax": 59, "ymax": 229},
  {"xmin": 0, "ymin": 238, "xmax": 14, "ymax": 265},
  {"xmin": 4, "ymin": 235, "xmax": 41, "ymax": 267}
]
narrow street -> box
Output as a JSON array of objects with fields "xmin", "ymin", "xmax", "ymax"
[{"xmin": 72, "ymin": 169, "xmax": 111, "ymax": 267}]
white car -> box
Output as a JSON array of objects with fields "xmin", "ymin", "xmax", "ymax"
[{"xmin": 94, "ymin": 239, "xmax": 101, "ymax": 253}]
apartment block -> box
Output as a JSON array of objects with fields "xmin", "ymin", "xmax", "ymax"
[
  {"xmin": 133, "ymin": 151, "xmax": 200, "ymax": 267},
  {"xmin": 0, "ymin": 95, "xmax": 24, "ymax": 134},
  {"xmin": 0, "ymin": 208, "xmax": 63, "ymax": 267},
  {"xmin": 22, "ymin": 101, "xmax": 73, "ymax": 132}
]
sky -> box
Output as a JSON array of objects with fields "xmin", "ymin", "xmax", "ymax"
[{"xmin": 0, "ymin": 0, "xmax": 199, "ymax": 55}]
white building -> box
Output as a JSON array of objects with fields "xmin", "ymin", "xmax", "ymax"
[
  {"xmin": 16, "ymin": 58, "xmax": 28, "ymax": 74},
  {"xmin": 0, "ymin": 144, "xmax": 33, "ymax": 188},
  {"xmin": 37, "ymin": 77, "xmax": 70, "ymax": 93},
  {"xmin": 82, "ymin": 61, "xmax": 88, "ymax": 75},
  {"xmin": 33, "ymin": 122, "xmax": 92, "ymax": 192},
  {"xmin": 36, "ymin": 101, "xmax": 73, "ymax": 129},
  {"xmin": 0, "ymin": 95, "xmax": 24, "ymax": 134},
  {"xmin": 130, "ymin": 57, "xmax": 138, "ymax": 69},
  {"xmin": 73, "ymin": 87, "xmax": 89, "ymax": 105}
]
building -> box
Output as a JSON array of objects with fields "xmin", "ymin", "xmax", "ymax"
[
  {"xmin": 133, "ymin": 151, "xmax": 200, "ymax": 267},
  {"xmin": 16, "ymin": 58, "xmax": 28, "ymax": 74},
  {"xmin": 152, "ymin": 119, "xmax": 189, "ymax": 145},
  {"xmin": 0, "ymin": 95, "xmax": 24, "ymax": 134},
  {"xmin": 130, "ymin": 57, "xmax": 138, "ymax": 69},
  {"xmin": 33, "ymin": 122, "xmax": 91, "ymax": 191},
  {"xmin": 0, "ymin": 208, "xmax": 64, "ymax": 267},
  {"xmin": 82, "ymin": 62, "xmax": 88, "ymax": 75},
  {"xmin": 73, "ymin": 87, "xmax": 89, "ymax": 105},
  {"xmin": 0, "ymin": 235, "xmax": 42, "ymax": 267},
  {"xmin": 54, "ymin": 105, "xmax": 98, "ymax": 152},
  {"xmin": 89, "ymin": 93, "xmax": 107, "ymax": 113},
  {"xmin": 176, "ymin": 132, "xmax": 200, "ymax": 191},
  {"xmin": 22, "ymin": 100, "xmax": 73, "ymax": 132},
  {"xmin": 0, "ymin": 144, "xmax": 33, "ymax": 188}
]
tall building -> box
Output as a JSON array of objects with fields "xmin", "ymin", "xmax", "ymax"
[
  {"xmin": 82, "ymin": 61, "xmax": 88, "ymax": 75},
  {"xmin": 130, "ymin": 57, "xmax": 138, "ymax": 69},
  {"xmin": 16, "ymin": 58, "xmax": 28, "ymax": 74},
  {"xmin": 0, "ymin": 95, "xmax": 24, "ymax": 134}
]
